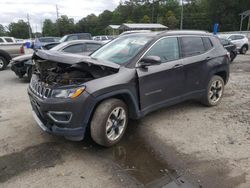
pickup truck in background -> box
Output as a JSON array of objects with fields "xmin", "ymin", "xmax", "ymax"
[{"xmin": 0, "ymin": 43, "xmax": 25, "ymax": 70}]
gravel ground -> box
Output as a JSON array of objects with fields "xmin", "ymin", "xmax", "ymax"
[{"xmin": 0, "ymin": 52, "xmax": 249, "ymax": 188}]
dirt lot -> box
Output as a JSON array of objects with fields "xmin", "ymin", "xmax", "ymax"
[{"xmin": 0, "ymin": 52, "xmax": 249, "ymax": 188}]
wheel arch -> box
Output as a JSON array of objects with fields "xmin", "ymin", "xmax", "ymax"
[
  {"xmin": 0, "ymin": 50, "xmax": 11, "ymax": 64},
  {"xmin": 85, "ymin": 90, "xmax": 141, "ymax": 127},
  {"xmin": 214, "ymin": 71, "xmax": 227, "ymax": 84}
]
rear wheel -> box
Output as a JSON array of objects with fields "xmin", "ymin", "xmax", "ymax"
[
  {"xmin": 91, "ymin": 98, "xmax": 128, "ymax": 147},
  {"xmin": 202, "ymin": 75, "xmax": 224, "ymax": 106},
  {"xmin": 240, "ymin": 45, "xmax": 248, "ymax": 54},
  {"xmin": 0, "ymin": 56, "xmax": 8, "ymax": 71}
]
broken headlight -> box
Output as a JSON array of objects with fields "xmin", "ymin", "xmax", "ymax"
[{"xmin": 51, "ymin": 86, "xmax": 86, "ymax": 99}]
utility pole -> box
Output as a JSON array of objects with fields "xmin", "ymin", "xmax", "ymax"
[
  {"xmin": 56, "ymin": 4, "xmax": 59, "ymax": 20},
  {"xmin": 56, "ymin": 4, "xmax": 61, "ymax": 36},
  {"xmin": 27, "ymin": 13, "xmax": 32, "ymax": 39},
  {"xmin": 180, "ymin": 0, "xmax": 184, "ymax": 30},
  {"xmin": 152, "ymin": 0, "xmax": 155, "ymax": 23}
]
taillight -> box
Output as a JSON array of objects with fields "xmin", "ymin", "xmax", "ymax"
[{"xmin": 20, "ymin": 45, "xmax": 24, "ymax": 54}]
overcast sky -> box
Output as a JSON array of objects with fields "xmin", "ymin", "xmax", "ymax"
[{"xmin": 0, "ymin": 0, "xmax": 121, "ymax": 32}]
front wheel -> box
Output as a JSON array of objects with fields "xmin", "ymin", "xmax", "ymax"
[
  {"xmin": 90, "ymin": 98, "xmax": 128, "ymax": 147},
  {"xmin": 202, "ymin": 75, "xmax": 225, "ymax": 107}
]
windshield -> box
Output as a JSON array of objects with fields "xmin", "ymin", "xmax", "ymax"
[
  {"xmin": 59, "ymin": 35, "xmax": 68, "ymax": 43},
  {"xmin": 91, "ymin": 35, "xmax": 153, "ymax": 65}
]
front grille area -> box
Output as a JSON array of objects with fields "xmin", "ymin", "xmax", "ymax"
[{"xmin": 30, "ymin": 78, "xmax": 52, "ymax": 99}]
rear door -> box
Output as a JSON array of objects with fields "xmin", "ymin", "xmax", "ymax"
[
  {"xmin": 180, "ymin": 36, "xmax": 213, "ymax": 94},
  {"xmin": 137, "ymin": 37, "xmax": 185, "ymax": 110}
]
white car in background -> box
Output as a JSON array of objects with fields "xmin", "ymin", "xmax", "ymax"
[
  {"xmin": 93, "ymin": 35, "xmax": 114, "ymax": 43},
  {"xmin": 0, "ymin": 37, "xmax": 16, "ymax": 44},
  {"xmin": 218, "ymin": 34, "xmax": 249, "ymax": 54}
]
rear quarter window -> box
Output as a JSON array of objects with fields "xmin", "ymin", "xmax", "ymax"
[
  {"xmin": 180, "ymin": 36, "xmax": 205, "ymax": 57},
  {"xmin": 202, "ymin": 37, "xmax": 213, "ymax": 50},
  {"xmin": 4, "ymin": 38, "xmax": 14, "ymax": 42},
  {"xmin": 0, "ymin": 38, "xmax": 4, "ymax": 43}
]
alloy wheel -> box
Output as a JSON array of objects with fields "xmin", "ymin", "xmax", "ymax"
[
  {"xmin": 106, "ymin": 107, "xmax": 127, "ymax": 141},
  {"xmin": 208, "ymin": 80, "xmax": 223, "ymax": 104}
]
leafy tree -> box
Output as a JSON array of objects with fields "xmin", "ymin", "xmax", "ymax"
[
  {"xmin": 141, "ymin": 15, "xmax": 151, "ymax": 23},
  {"xmin": 42, "ymin": 19, "xmax": 58, "ymax": 37},
  {"xmin": 163, "ymin": 11, "xmax": 178, "ymax": 29},
  {"xmin": 8, "ymin": 20, "xmax": 31, "ymax": 39},
  {"xmin": 56, "ymin": 15, "xmax": 75, "ymax": 36}
]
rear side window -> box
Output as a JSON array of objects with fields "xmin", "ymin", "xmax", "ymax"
[
  {"xmin": 180, "ymin": 37, "xmax": 205, "ymax": 57},
  {"xmin": 0, "ymin": 38, "xmax": 4, "ymax": 43},
  {"xmin": 4, "ymin": 38, "xmax": 14, "ymax": 42},
  {"xmin": 67, "ymin": 35, "xmax": 78, "ymax": 41},
  {"xmin": 86, "ymin": 43, "xmax": 101, "ymax": 52},
  {"xmin": 78, "ymin": 34, "xmax": 92, "ymax": 40},
  {"xmin": 202, "ymin": 37, "xmax": 213, "ymax": 50},
  {"xmin": 63, "ymin": 44, "xmax": 84, "ymax": 53},
  {"xmin": 235, "ymin": 35, "xmax": 244, "ymax": 40}
]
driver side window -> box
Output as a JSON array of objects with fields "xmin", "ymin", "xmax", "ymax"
[{"xmin": 145, "ymin": 37, "xmax": 179, "ymax": 63}]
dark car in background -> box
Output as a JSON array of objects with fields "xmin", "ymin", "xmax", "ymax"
[
  {"xmin": 33, "ymin": 37, "xmax": 61, "ymax": 49},
  {"xmin": 60, "ymin": 33, "xmax": 92, "ymax": 42},
  {"xmin": 11, "ymin": 40, "xmax": 102, "ymax": 81},
  {"xmin": 219, "ymin": 38, "xmax": 237, "ymax": 62},
  {"xmin": 28, "ymin": 31, "xmax": 230, "ymax": 147}
]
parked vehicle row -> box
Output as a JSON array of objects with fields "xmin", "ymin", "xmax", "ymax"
[
  {"xmin": 28, "ymin": 30, "xmax": 230, "ymax": 147},
  {"xmin": 0, "ymin": 43, "xmax": 24, "ymax": 70},
  {"xmin": 11, "ymin": 40, "xmax": 103, "ymax": 81},
  {"xmin": 218, "ymin": 33, "xmax": 249, "ymax": 54}
]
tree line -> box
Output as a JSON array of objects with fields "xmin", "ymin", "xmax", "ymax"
[{"xmin": 0, "ymin": 0, "xmax": 250, "ymax": 38}]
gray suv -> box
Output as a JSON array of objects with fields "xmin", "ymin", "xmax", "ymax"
[
  {"xmin": 28, "ymin": 31, "xmax": 230, "ymax": 147},
  {"xmin": 218, "ymin": 33, "xmax": 249, "ymax": 54}
]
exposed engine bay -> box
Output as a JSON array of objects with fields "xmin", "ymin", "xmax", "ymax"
[{"xmin": 33, "ymin": 52, "xmax": 119, "ymax": 86}]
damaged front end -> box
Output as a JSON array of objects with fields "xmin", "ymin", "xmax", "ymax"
[
  {"xmin": 28, "ymin": 50, "xmax": 120, "ymax": 140},
  {"xmin": 31, "ymin": 50, "xmax": 119, "ymax": 96}
]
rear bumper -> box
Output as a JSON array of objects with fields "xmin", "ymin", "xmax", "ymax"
[{"xmin": 11, "ymin": 63, "xmax": 27, "ymax": 76}]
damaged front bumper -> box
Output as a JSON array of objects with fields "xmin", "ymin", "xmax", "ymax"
[{"xmin": 28, "ymin": 86, "xmax": 96, "ymax": 141}]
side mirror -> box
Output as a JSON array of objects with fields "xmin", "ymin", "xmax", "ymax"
[{"xmin": 138, "ymin": 56, "xmax": 161, "ymax": 68}]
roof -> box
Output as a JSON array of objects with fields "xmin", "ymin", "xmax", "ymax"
[
  {"xmin": 240, "ymin": 10, "xmax": 250, "ymax": 16},
  {"xmin": 119, "ymin": 23, "xmax": 168, "ymax": 30},
  {"xmin": 107, "ymin": 25, "xmax": 120, "ymax": 29}
]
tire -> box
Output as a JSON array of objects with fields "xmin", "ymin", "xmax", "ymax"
[
  {"xmin": 27, "ymin": 66, "xmax": 33, "ymax": 82},
  {"xmin": 0, "ymin": 56, "xmax": 8, "ymax": 71},
  {"xmin": 240, "ymin": 45, "xmax": 248, "ymax": 54},
  {"xmin": 229, "ymin": 51, "xmax": 236, "ymax": 62},
  {"xmin": 90, "ymin": 98, "xmax": 128, "ymax": 147},
  {"xmin": 202, "ymin": 75, "xmax": 225, "ymax": 107}
]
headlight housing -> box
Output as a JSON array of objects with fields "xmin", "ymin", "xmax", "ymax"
[{"xmin": 51, "ymin": 86, "xmax": 86, "ymax": 99}]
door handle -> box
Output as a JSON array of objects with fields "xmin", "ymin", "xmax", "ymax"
[
  {"xmin": 206, "ymin": 56, "xmax": 212, "ymax": 60},
  {"xmin": 172, "ymin": 64, "xmax": 183, "ymax": 69}
]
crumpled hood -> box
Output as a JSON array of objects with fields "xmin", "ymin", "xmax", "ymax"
[{"xmin": 34, "ymin": 50, "xmax": 120, "ymax": 70}]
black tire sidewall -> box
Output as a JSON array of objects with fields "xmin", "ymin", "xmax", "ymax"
[
  {"xmin": 91, "ymin": 99, "xmax": 128, "ymax": 147},
  {"xmin": 0, "ymin": 56, "xmax": 7, "ymax": 71},
  {"xmin": 241, "ymin": 46, "xmax": 247, "ymax": 54}
]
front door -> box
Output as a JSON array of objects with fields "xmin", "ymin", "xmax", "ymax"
[{"xmin": 137, "ymin": 37, "xmax": 185, "ymax": 111}]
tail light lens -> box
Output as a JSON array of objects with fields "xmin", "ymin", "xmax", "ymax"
[{"xmin": 20, "ymin": 45, "xmax": 24, "ymax": 54}]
